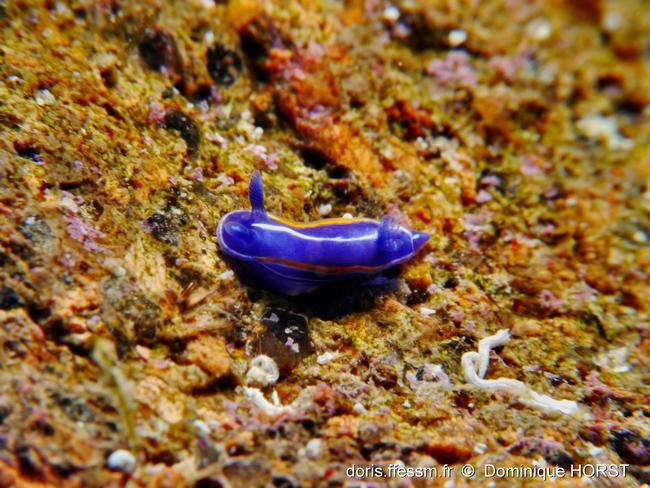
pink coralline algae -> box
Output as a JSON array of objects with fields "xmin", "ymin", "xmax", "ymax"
[
  {"xmin": 244, "ymin": 144, "xmax": 279, "ymax": 170},
  {"xmin": 476, "ymin": 189, "xmax": 493, "ymax": 203},
  {"xmin": 508, "ymin": 437, "xmax": 566, "ymax": 458},
  {"xmin": 571, "ymin": 285, "xmax": 598, "ymax": 303},
  {"xmin": 448, "ymin": 309, "xmax": 465, "ymax": 324},
  {"xmin": 147, "ymin": 102, "xmax": 166, "ymax": 124},
  {"xmin": 584, "ymin": 372, "xmax": 616, "ymax": 400},
  {"xmin": 489, "ymin": 53, "xmax": 532, "ymax": 82},
  {"xmin": 422, "ymin": 363, "xmax": 450, "ymax": 384},
  {"xmin": 406, "ymin": 364, "xmax": 451, "ymax": 390},
  {"xmin": 480, "ymin": 174, "xmax": 501, "ymax": 187},
  {"xmin": 520, "ymin": 154, "xmax": 547, "ymax": 176},
  {"xmin": 539, "ymin": 289, "xmax": 564, "ymax": 311},
  {"xmin": 386, "ymin": 202, "xmax": 412, "ymax": 227},
  {"xmin": 63, "ymin": 212, "xmax": 109, "ymax": 254},
  {"xmin": 304, "ymin": 41, "xmax": 325, "ymax": 62},
  {"xmin": 463, "ymin": 211, "xmax": 492, "ymax": 250},
  {"xmin": 426, "ymin": 51, "xmax": 477, "ymax": 87},
  {"xmin": 187, "ymin": 166, "xmax": 204, "ymax": 181},
  {"xmin": 217, "ymin": 174, "xmax": 235, "ymax": 186}
]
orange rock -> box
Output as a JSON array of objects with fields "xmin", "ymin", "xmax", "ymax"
[{"xmin": 183, "ymin": 335, "xmax": 233, "ymax": 379}]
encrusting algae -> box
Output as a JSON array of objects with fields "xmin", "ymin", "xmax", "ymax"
[{"xmin": 0, "ymin": 0, "xmax": 649, "ymax": 486}]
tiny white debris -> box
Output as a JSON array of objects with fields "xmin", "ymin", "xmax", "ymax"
[
  {"xmin": 476, "ymin": 189, "xmax": 493, "ymax": 203},
  {"xmin": 240, "ymin": 386, "xmax": 292, "ymax": 416},
  {"xmin": 318, "ymin": 203, "xmax": 332, "ymax": 216},
  {"xmin": 103, "ymin": 258, "xmax": 126, "ymax": 277},
  {"xmin": 448, "ymin": 29, "xmax": 467, "ymax": 47},
  {"xmin": 473, "ymin": 442, "xmax": 488, "ymax": 455},
  {"xmin": 462, "ymin": 329, "xmax": 583, "ymax": 416},
  {"xmin": 586, "ymin": 443, "xmax": 605, "ymax": 456},
  {"xmin": 135, "ymin": 345, "xmax": 151, "ymax": 361},
  {"xmin": 402, "ymin": 400, "xmax": 411, "ymax": 408},
  {"xmin": 342, "ymin": 213, "xmax": 354, "ymax": 219},
  {"xmin": 203, "ymin": 28, "xmax": 215, "ymax": 44},
  {"xmin": 193, "ymin": 419, "xmax": 210, "ymax": 436},
  {"xmin": 305, "ymin": 439, "xmax": 323, "ymax": 459},
  {"xmin": 316, "ymin": 351, "xmax": 341, "ymax": 365},
  {"xmin": 59, "ymin": 194, "xmax": 79, "ymax": 213},
  {"xmin": 380, "ymin": 146, "xmax": 395, "ymax": 159},
  {"xmin": 444, "ymin": 176, "xmax": 459, "ymax": 186},
  {"xmin": 244, "ymin": 143, "xmax": 267, "ymax": 158},
  {"xmin": 106, "ymin": 449, "xmax": 136, "ymax": 474},
  {"xmin": 246, "ymin": 355, "xmax": 280, "ymax": 387},
  {"xmin": 382, "ymin": 6, "xmax": 400, "ymax": 21},
  {"xmin": 285, "ymin": 337, "xmax": 300, "ymax": 354},
  {"xmin": 419, "ymin": 306, "xmax": 437, "ymax": 315},
  {"xmin": 422, "ymin": 363, "xmax": 450, "ymax": 384},
  {"xmin": 577, "ymin": 115, "xmax": 632, "ymax": 150},
  {"xmin": 595, "ymin": 347, "xmax": 630, "ymax": 373},
  {"xmin": 206, "ymin": 132, "xmax": 227, "ymax": 147},
  {"xmin": 427, "ymin": 283, "xmax": 442, "ymax": 293},
  {"xmin": 54, "ymin": 2, "xmax": 73, "ymax": 16},
  {"xmin": 602, "ymin": 11, "xmax": 623, "ymax": 31},
  {"xmin": 353, "ymin": 402, "xmax": 367, "ymax": 415},
  {"xmin": 527, "ymin": 18, "xmax": 551, "ymax": 41},
  {"xmin": 236, "ymin": 119, "xmax": 256, "ymax": 136},
  {"xmin": 218, "ymin": 270, "xmax": 234, "ymax": 280},
  {"xmin": 414, "ymin": 137, "xmax": 428, "ymax": 151},
  {"xmin": 241, "ymin": 108, "xmax": 253, "ymax": 121}
]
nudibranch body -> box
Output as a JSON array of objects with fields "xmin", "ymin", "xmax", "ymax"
[{"xmin": 217, "ymin": 171, "xmax": 430, "ymax": 295}]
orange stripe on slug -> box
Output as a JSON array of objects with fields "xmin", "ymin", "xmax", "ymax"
[
  {"xmin": 257, "ymin": 256, "xmax": 385, "ymax": 274},
  {"xmin": 269, "ymin": 215, "xmax": 376, "ymax": 229}
]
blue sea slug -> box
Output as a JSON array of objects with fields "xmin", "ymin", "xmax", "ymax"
[{"xmin": 217, "ymin": 171, "xmax": 430, "ymax": 295}]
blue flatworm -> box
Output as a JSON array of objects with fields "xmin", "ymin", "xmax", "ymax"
[{"xmin": 217, "ymin": 171, "xmax": 430, "ymax": 295}]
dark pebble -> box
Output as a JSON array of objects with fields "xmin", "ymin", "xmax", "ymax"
[
  {"xmin": 610, "ymin": 429, "xmax": 650, "ymax": 465},
  {"xmin": 145, "ymin": 211, "xmax": 180, "ymax": 246},
  {"xmin": 139, "ymin": 26, "xmax": 183, "ymax": 76},
  {"xmin": 18, "ymin": 215, "xmax": 52, "ymax": 242},
  {"xmin": 258, "ymin": 308, "xmax": 313, "ymax": 375},
  {"xmin": 14, "ymin": 142, "xmax": 44, "ymax": 164},
  {"xmin": 163, "ymin": 110, "xmax": 201, "ymax": 156},
  {"xmin": 0, "ymin": 286, "xmax": 22, "ymax": 310},
  {"xmin": 206, "ymin": 43, "xmax": 242, "ymax": 86}
]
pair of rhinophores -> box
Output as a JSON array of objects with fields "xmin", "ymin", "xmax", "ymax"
[{"xmin": 217, "ymin": 171, "xmax": 430, "ymax": 296}]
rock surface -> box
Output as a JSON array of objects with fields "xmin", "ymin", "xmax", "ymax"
[{"xmin": 0, "ymin": 0, "xmax": 648, "ymax": 486}]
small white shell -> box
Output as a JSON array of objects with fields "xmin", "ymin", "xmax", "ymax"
[
  {"xmin": 106, "ymin": 449, "xmax": 136, "ymax": 474},
  {"xmin": 246, "ymin": 355, "xmax": 280, "ymax": 387}
]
